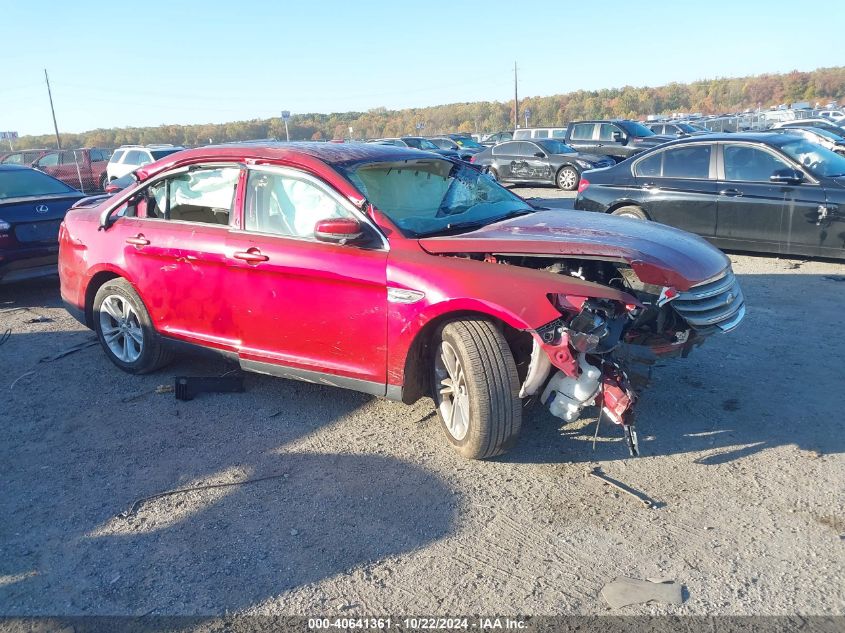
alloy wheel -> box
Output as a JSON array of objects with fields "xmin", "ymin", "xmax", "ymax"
[
  {"xmin": 434, "ymin": 341, "xmax": 470, "ymax": 441},
  {"xmin": 558, "ymin": 167, "xmax": 578, "ymax": 190},
  {"xmin": 99, "ymin": 294, "xmax": 144, "ymax": 363}
]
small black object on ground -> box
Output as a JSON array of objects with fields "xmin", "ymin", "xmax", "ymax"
[{"xmin": 175, "ymin": 374, "xmax": 245, "ymax": 401}]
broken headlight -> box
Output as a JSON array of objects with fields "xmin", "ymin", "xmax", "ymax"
[{"xmin": 565, "ymin": 299, "xmax": 627, "ymax": 354}]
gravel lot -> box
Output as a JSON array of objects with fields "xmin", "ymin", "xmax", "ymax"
[{"xmin": 1, "ymin": 191, "xmax": 843, "ymax": 617}]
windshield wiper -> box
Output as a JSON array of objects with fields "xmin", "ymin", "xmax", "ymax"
[{"xmin": 420, "ymin": 208, "xmax": 534, "ymax": 237}]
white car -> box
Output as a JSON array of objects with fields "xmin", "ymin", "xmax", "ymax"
[
  {"xmin": 819, "ymin": 110, "xmax": 845, "ymax": 123},
  {"xmin": 106, "ymin": 145, "xmax": 184, "ymax": 181}
]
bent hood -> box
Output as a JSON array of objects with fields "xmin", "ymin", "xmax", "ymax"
[{"xmin": 418, "ymin": 210, "xmax": 729, "ymax": 290}]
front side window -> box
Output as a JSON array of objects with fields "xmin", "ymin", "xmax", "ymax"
[
  {"xmin": 492, "ymin": 142, "xmax": 518, "ymax": 156},
  {"xmin": 244, "ymin": 170, "xmax": 352, "ymax": 238},
  {"xmin": 599, "ymin": 124, "xmax": 621, "ymax": 141},
  {"xmin": 537, "ymin": 140, "xmax": 575, "ymax": 155},
  {"xmin": 123, "ymin": 150, "xmax": 144, "ymax": 166},
  {"xmin": 139, "ymin": 167, "xmax": 239, "ymax": 225},
  {"xmin": 110, "ymin": 149, "xmax": 125, "ymax": 164},
  {"xmin": 724, "ymin": 145, "xmax": 790, "ymax": 182},
  {"xmin": 37, "ymin": 153, "xmax": 59, "ymax": 167},
  {"xmin": 2, "ymin": 153, "xmax": 23, "ymax": 164},
  {"xmin": 570, "ymin": 123, "xmax": 594, "ymax": 141},
  {"xmin": 342, "ymin": 158, "xmax": 533, "ymax": 237}
]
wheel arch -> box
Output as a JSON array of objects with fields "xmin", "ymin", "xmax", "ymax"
[
  {"xmin": 399, "ymin": 309, "xmax": 532, "ymax": 405},
  {"xmin": 607, "ymin": 200, "xmax": 649, "ymax": 218}
]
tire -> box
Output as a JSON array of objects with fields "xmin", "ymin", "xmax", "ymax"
[
  {"xmin": 93, "ymin": 278, "xmax": 173, "ymax": 374},
  {"xmin": 99, "ymin": 173, "xmax": 108, "ymax": 191},
  {"xmin": 432, "ymin": 320, "xmax": 522, "ymax": 460},
  {"xmin": 485, "ymin": 166, "xmax": 499, "ymax": 181},
  {"xmin": 611, "ymin": 205, "xmax": 649, "ymax": 220},
  {"xmin": 556, "ymin": 165, "xmax": 579, "ymax": 191}
]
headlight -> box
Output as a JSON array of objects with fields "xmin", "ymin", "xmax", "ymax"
[
  {"xmin": 0, "ymin": 219, "xmax": 11, "ymax": 233},
  {"xmin": 575, "ymin": 160, "xmax": 592, "ymax": 168}
]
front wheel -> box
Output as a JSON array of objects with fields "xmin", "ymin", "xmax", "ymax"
[
  {"xmin": 485, "ymin": 166, "xmax": 499, "ymax": 181},
  {"xmin": 556, "ymin": 165, "xmax": 579, "ymax": 190},
  {"xmin": 93, "ymin": 278, "xmax": 173, "ymax": 374},
  {"xmin": 432, "ymin": 320, "xmax": 522, "ymax": 460}
]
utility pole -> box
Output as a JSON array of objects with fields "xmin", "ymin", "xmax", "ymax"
[
  {"xmin": 513, "ymin": 61, "xmax": 519, "ymax": 130},
  {"xmin": 44, "ymin": 69, "xmax": 61, "ymax": 149}
]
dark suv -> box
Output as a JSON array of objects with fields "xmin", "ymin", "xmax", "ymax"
[{"xmin": 564, "ymin": 120, "xmax": 673, "ymax": 162}]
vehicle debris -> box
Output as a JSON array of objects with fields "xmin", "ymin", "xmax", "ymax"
[
  {"xmin": 39, "ymin": 338, "xmax": 98, "ymax": 363},
  {"xmin": 585, "ymin": 467, "xmax": 656, "ymax": 508},
  {"xmin": 174, "ymin": 375, "xmax": 245, "ymax": 401},
  {"xmin": 600, "ymin": 576, "xmax": 683, "ymax": 609},
  {"xmin": 9, "ymin": 370, "xmax": 35, "ymax": 390}
]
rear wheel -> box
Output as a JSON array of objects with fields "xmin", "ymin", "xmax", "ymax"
[
  {"xmin": 611, "ymin": 205, "xmax": 648, "ymax": 220},
  {"xmin": 485, "ymin": 166, "xmax": 499, "ymax": 181},
  {"xmin": 99, "ymin": 173, "xmax": 108, "ymax": 191},
  {"xmin": 93, "ymin": 278, "xmax": 173, "ymax": 374},
  {"xmin": 556, "ymin": 165, "xmax": 579, "ymax": 190},
  {"xmin": 432, "ymin": 320, "xmax": 522, "ymax": 460}
]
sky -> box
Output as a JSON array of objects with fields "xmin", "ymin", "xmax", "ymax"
[{"xmin": 2, "ymin": 0, "xmax": 844, "ymax": 136}]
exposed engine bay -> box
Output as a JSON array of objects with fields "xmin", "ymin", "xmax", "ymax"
[{"xmin": 444, "ymin": 253, "xmax": 746, "ymax": 456}]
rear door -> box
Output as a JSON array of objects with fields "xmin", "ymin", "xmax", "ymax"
[
  {"xmin": 568, "ymin": 123, "xmax": 598, "ymax": 153},
  {"xmin": 632, "ymin": 143, "xmax": 718, "ymax": 236},
  {"xmin": 226, "ymin": 165, "xmax": 389, "ymax": 388},
  {"xmin": 491, "ymin": 142, "xmax": 521, "ymax": 180},
  {"xmin": 106, "ymin": 164, "xmax": 243, "ymax": 349},
  {"xmin": 715, "ymin": 142, "xmax": 825, "ymax": 254}
]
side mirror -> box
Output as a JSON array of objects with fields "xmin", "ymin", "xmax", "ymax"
[
  {"xmin": 770, "ymin": 168, "xmax": 804, "ymax": 185},
  {"xmin": 534, "ymin": 152, "xmax": 546, "ymax": 158},
  {"xmin": 314, "ymin": 217, "xmax": 363, "ymax": 244}
]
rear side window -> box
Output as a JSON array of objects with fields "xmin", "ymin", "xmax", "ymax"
[
  {"xmin": 492, "ymin": 142, "xmax": 518, "ymax": 156},
  {"xmin": 570, "ymin": 123, "xmax": 594, "ymax": 141},
  {"xmin": 635, "ymin": 152, "xmax": 662, "ymax": 178},
  {"xmin": 513, "ymin": 130, "xmax": 530, "ymax": 139},
  {"xmin": 662, "ymin": 145, "xmax": 712, "ymax": 179},
  {"xmin": 551, "ymin": 129, "xmax": 567, "ymax": 138},
  {"xmin": 37, "ymin": 153, "xmax": 59, "ymax": 167},
  {"xmin": 139, "ymin": 167, "xmax": 240, "ymax": 225},
  {"xmin": 60, "ymin": 151, "xmax": 79, "ymax": 165},
  {"xmin": 534, "ymin": 129, "xmax": 549, "ymax": 139},
  {"xmin": 245, "ymin": 169, "xmax": 353, "ymax": 239}
]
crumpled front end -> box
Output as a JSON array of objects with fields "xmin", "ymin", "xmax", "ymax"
[{"xmin": 519, "ymin": 264, "xmax": 746, "ymax": 456}]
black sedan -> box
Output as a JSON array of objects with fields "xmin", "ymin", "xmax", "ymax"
[
  {"xmin": 0, "ymin": 165, "xmax": 86, "ymax": 283},
  {"xmin": 574, "ymin": 133, "xmax": 845, "ymax": 260},
  {"xmin": 429, "ymin": 137, "xmax": 482, "ymax": 161},
  {"xmin": 472, "ymin": 139, "xmax": 615, "ymax": 190}
]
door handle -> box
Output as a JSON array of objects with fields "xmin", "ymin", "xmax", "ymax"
[
  {"xmin": 233, "ymin": 248, "xmax": 269, "ymax": 264},
  {"xmin": 125, "ymin": 234, "xmax": 149, "ymax": 247},
  {"xmin": 719, "ymin": 188, "xmax": 743, "ymax": 197}
]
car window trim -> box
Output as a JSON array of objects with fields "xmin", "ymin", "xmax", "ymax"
[
  {"xmin": 233, "ymin": 164, "xmax": 390, "ymax": 251},
  {"xmin": 716, "ymin": 141, "xmax": 819, "ymax": 185}
]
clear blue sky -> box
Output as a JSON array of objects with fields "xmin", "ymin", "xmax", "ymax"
[{"xmin": 3, "ymin": 0, "xmax": 843, "ymax": 136}]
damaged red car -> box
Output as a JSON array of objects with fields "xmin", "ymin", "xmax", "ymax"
[{"xmin": 59, "ymin": 143, "xmax": 745, "ymax": 459}]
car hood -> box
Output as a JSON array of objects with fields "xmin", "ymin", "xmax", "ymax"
[
  {"xmin": 418, "ymin": 210, "xmax": 729, "ymax": 290},
  {"xmin": 568, "ymin": 152, "xmax": 613, "ymax": 164},
  {"xmin": 631, "ymin": 135, "xmax": 673, "ymax": 146},
  {"xmin": 0, "ymin": 192, "xmax": 85, "ymax": 223}
]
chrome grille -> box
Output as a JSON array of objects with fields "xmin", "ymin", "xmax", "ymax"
[{"xmin": 672, "ymin": 268, "xmax": 745, "ymax": 335}]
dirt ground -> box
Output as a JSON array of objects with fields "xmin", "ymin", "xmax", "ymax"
[{"xmin": 1, "ymin": 195, "xmax": 843, "ymax": 616}]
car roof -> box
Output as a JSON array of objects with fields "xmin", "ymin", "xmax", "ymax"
[
  {"xmin": 134, "ymin": 142, "xmax": 441, "ymax": 183},
  {"xmin": 651, "ymin": 132, "xmax": 805, "ymax": 148}
]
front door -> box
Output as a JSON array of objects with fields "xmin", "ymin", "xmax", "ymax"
[
  {"xmin": 715, "ymin": 143, "xmax": 826, "ymax": 256},
  {"xmin": 107, "ymin": 164, "xmax": 243, "ymax": 350},
  {"xmin": 227, "ymin": 166, "xmax": 389, "ymax": 391},
  {"xmin": 513, "ymin": 142, "xmax": 552, "ymax": 182}
]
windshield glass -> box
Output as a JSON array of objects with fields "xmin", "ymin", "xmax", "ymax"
[
  {"xmin": 455, "ymin": 137, "xmax": 482, "ymax": 148},
  {"xmin": 676, "ymin": 124, "xmax": 699, "ymax": 133},
  {"xmin": 537, "ymin": 139, "xmax": 576, "ymax": 154},
  {"xmin": 342, "ymin": 159, "xmax": 533, "ymax": 237},
  {"xmin": 619, "ymin": 121, "xmax": 656, "ymax": 137},
  {"xmin": 404, "ymin": 138, "xmax": 439, "ymax": 150},
  {"xmin": 779, "ymin": 139, "xmax": 845, "ymax": 177},
  {"xmin": 150, "ymin": 149, "xmax": 182, "ymax": 160},
  {"xmin": 0, "ymin": 169, "xmax": 76, "ymax": 199}
]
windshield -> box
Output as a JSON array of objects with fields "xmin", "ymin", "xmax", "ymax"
[
  {"xmin": 800, "ymin": 127, "xmax": 844, "ymax": 141},
  {"xmin": 537, "ymin": 139, "xmax": 576, "ymax": 154},
  {"xmin": 676, "ymin": 124, "xmax": 699, "ymax": 133},
  {"xmin": 455, "ymin": 137, "xmax": 482, "ymax": 148},
  {"xmin": 150, "ymin": 149, "xmax": 182, "ymax": 160},
  {"xmin": 779, "ymin": 139, "xmax": 845, "ymax": 177},
  {"xmin": 0, "ymin": 169, "xmax": 76, "ymax": 199},
  {"xmin": 342, "ymin": 159, "xmax": 534, "ymax": 237},
  {"xmin": 619, "ymin": 121, "xmax": 656, "ymax": 137},
  {"xmin": 403, "ymin": 138, "xmax": 439, "ymax": 150}
]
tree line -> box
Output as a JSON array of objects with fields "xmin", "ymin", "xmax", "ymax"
[{"xmin": 13, "ymin": 66, "xmax": 845, "ymax": 150}]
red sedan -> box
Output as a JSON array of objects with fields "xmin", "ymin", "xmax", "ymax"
[{"xmin": 59, "ymin": 143, "xmax": 744, "ymax": 459}]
